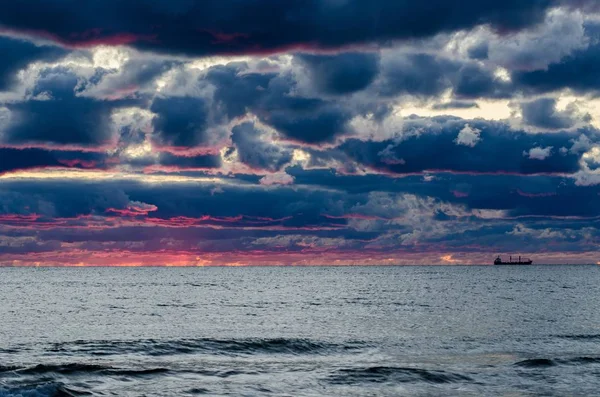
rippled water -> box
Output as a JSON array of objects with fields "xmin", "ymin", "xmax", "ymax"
[{"xmin": 0, "ymin": 265, "xmax": 599, "ymax": 396}]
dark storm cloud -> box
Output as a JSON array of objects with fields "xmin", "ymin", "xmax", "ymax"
[
  {"xmin": 266, "ymin": 103, "xmax": 350, "ymax": 144},
  {"xmin": 231, "ymin": 122, "xmax": 292, "ymax": 172},
  {"xmin": 0, "ymin": 148, "xmax": 109, "ymax": 174},
  {"xmin": 296, "ymin": 52, "xmax": 380, "ymax": 95},
  {"xmin": 150, "ymin": 96, "xmax": 214, "ymax": 147},
  {"xmin": 0, "ymin": 182, "xmax": 130, "ymax": 218},
  {"xmin": 222, "ymin": 68, "xmax": 352, "ymax": 144},
  {"xmin": 3, "ymin": 167, "xmax": 596, "ymax": 225},
  {"xmin": 375, "ymin": 53, "xmax": 509, "ymax": 99},
  {"xmin": 449, "ymin": 175, "xmax": 600, "ymax": 218},
  {"xmin": 2, "ymin": 67, "xmax": 136, "ymax": 147},
  {"xmin": 467, "ymin": 42, "xmax": 489, "ymax": 60},
  {"xmin": 378, "ymin": 54, "xmax": 457, "ymax": 97},
  {"xmin": 520, "ymin": 98, "xmax": 589, "ymax": 129},
  {"xmin": 149, "ymin": 54, "xmax": 510, "ymax": 149},
  {"xmin": 0, "ymin": 148, "xmax": 67, "ymax": 173},
  {"xmin": 0, "ymin": 178, "xmax": 353, "ymax": 230},
  {"xmin": 337, "ymin": 118, "xmax": 586, "ymax": 175},
  {"xmin": 287, "ymin": 167, "xmax": 600, "ymax": 220},
  {"xmin": 205, "ymin": 65, "xmax": 275, "ymax": 120},
  {"xmin": 126, "ymin": 182, "xmax": 344, "ymax": 223},
  {"xmin": 157, "ymin": 152, "xmax": 222, "ymax": 170},
  {"xmin": 0, "ymin": 0, "xmax": 589, "ymax": 56},
  {"xmin": 159, "ymin": 63, "xmax": 353, "ymax": 145},
  {"xmin": 512, "ymin": 26, "xmax": 600, "ymax": 94},
  {"xmin": 454, "ymin": 64, "xmax": 512, "ymax": 99},
  {"xmin": 0, "ymin": 36, "xmax": 67, "ymax": 91}
]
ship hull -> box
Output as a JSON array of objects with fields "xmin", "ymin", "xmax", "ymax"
[{"xmin": 494, "ymin": 262, "xmax": 533, "ymax": 265}]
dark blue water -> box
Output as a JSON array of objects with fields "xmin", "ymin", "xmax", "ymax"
[{"xmin": 0, "ymin": 265, "xmax": 599, "ymax": 396}]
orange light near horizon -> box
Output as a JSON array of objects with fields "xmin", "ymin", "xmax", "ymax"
[{"xmin": 440, "ymin": 255, "xmax": 461, "ymax": 264}]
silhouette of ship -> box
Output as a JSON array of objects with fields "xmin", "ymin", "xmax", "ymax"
[{"xmin": 494, "ymin": 255, "xmax": 533, "ymax": 265}]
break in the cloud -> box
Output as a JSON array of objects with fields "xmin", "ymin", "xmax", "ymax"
[{"xmin": 1, "ymin": 1, "xmax": 600, "ymax": 266}]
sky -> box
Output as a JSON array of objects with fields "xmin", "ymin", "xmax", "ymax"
[{"xmin": 1, "ymin": 1, "xmax": 600, "ymax": 266}]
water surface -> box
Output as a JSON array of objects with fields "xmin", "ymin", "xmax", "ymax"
[{"xmin": 0, "ymin": 265, "xmax": 598, "ymax": 396}]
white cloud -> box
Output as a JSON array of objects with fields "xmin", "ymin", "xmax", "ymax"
[
  {"xmin": 569, "ymin": 134, "xmax": 593, "ymax": 154},
  {"xmin": 349, "ymin": 108, "xmax": 404, "ymax": 142},
  {"xmin": 573, "ymin": 145, "xmax": 600, "ymax": 185},
  {"xmin": 92, "ymin": 46, "xmax": 130, "ymax": 70},
  {"xmin": 472, "ymin": 209, "xmax": 507, "ymax": 219},
  {"xmin": 454, "ymin": 124, "xmax": 481, "ymax": 147},
  {"xmin": 573, "ymin": 169, "xmax": 600, "ymax": 186},
  {"xmin": 582, "ymin": 146, "xmax": 600, "ymax": 165},
  {"xmin": 524, "ymin": 146, "xmax": 552, "ymax": 160},
  {"xmin": 351, "ymin": 193, "xmax": 487, "ymax": 246},
  {"xmin": 210, "ymin": 187, "xmax": 224, "ymax": 196},
  {"xmin": 508, "ymin": 224, "xmax": 565, "ymax": 239}
]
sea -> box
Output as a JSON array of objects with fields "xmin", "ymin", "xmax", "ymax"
[{"xmin": 0, "ymin": 265, "xmax": 599, "ymax": 396}]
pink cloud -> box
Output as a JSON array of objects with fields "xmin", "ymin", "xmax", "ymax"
[
  {"xmin": 259, "ymin": 173, "xmax": 295, "ymax": 186},
  {"xmin": 106, "ymin": 201, "xmax": 158, "ymax": 217},
  {"xmin": 0, "ymin": 27, "xmax": 156, "ymax": 48},
  {"xmin": 57, "ymin": 159, "xmax": 99, "ymax": 169}
]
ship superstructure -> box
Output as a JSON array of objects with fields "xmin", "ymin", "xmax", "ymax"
[{"xmin": 494, "ymin": 255, "xmax": 533, "ymax": 265}]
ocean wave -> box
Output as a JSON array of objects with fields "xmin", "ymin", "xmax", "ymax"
[
  {"xmin": 327, "ymin": 366, "xmax": 472, "ymax": 385},
  {"xmin": 0, "ymin": 349, "xmax": 23, "ymax": 355},
  {"xmin": 190, "ymin": 369, "xmax": 261, "ymax": 378},
  {"xmin": 48, "ymin": 338, "xmax": 365, "ymax": 357},
  {"xmin": 2, "ymin": 364, "xmax": 171, "ymax": 378},
  {"xmin": 567, "ymin": 357, "xmax": 600, "ymax": 364},
  {"xmin": 185, "ymin": 388, "xmax": 211, "ymax": 395},
  {"xmin": 513, "ymin": 358, "xmax": 556, "ymax": 368},
  {"xmin": 17, "ymin": 364, "xmax": 109, "ymax": 376},
  {"xmin": 1, "ymin": 362, "xmax": 262, "ymax": 380},
  {"xmin": 110, "ymin": 368, "xmax": 170, "ymax": 376},
  {"xmin": 555, "ymin": 334, "xmax": 600, "ymax": 340},
  {"xmin": 0, "ymin": 382, "xmax": 90, "ymax": 397},
  {"xmin": 514, "ymin": 356, "xmax": 600, "ymax": 368}
]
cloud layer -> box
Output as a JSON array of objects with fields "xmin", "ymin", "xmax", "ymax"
[{"xmin": 1, "ymin": 2, "xmax": 600, "ymax": 265}]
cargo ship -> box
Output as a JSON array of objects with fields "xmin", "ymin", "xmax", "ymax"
[{"xmin": 494, "ymin": 255, "xmax": 533, "ymax": 265}]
